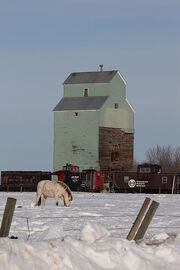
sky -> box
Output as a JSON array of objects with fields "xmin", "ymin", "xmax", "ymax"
[{"xmin": 0, "ymin": 0, "xmax": 180, "ymax": 171}]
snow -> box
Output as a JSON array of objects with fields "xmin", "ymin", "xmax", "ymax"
[{"xmin": 0, "ymin": 192, "xmax": 180, "ymax": 269}]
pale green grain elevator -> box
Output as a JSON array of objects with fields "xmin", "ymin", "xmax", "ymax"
[{"xmin": 53, "ymin": 68, "xmax": 134, "ymax": 172}]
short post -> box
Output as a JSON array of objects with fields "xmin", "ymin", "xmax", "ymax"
[
  {"xmin": 171, "ymin": 175, "xmax": 176, "ymax": 194},
  {"xmin": 134, "ymin": 200, "xmax": 159, "ymax": 241},
  {"xmin": 127, "ymin": 197, "xmax": 151, "ymax": 240},
  {"xmin": 0, "ymin": 197, "xmax": 17, "ymax": 237}
]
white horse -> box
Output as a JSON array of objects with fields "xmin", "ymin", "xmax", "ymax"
[{"xmin": 36, "ymin": 180, "xmax": 73, "ymax": 207}]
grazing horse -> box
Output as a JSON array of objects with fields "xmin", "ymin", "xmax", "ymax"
[{"xmin": 35, "ymin": 180, "xmax": 73, "ymax": 207}]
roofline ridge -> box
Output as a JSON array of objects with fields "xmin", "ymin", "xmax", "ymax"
[
  {"xmin": 62, "ymin": 96, "xmax": 109, "ymax": 99},
  {"xmin": 63, "ymin": 70, "xmax": 118, "ymax": 85},
  {"xmin": 69, "ymin": 70, "xmax": 118, "ymax": 74}
]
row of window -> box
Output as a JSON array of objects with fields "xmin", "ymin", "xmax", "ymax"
[
  {"xmin": 139, "ymin": 167, "xmax": 163, "ymax": 174},
  {"xmin": 139, "ymin": 167, "xmax": 151, "ymax": 173}
]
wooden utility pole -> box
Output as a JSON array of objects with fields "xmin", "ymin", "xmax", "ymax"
[{"xmin": 171, "ymin": 175, "xmax": 176, "ymax": 194}]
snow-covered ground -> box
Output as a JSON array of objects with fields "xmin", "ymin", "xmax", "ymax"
[{"xmin": 0, "ymin": 192, "xmax": 180, "ymax": 269}]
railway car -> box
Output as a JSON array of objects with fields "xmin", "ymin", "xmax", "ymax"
[
  {"xmin": 1, "ymin": 163, "xmax": 179, "ymax": 194},
  {"xmin": 53, "ymin": 164, "xmax": 81, "ymax": 191},
  {"xmin": 111, "ymin": 164, "xmax": 180, "ymax": 194},
  {"xmin": 81, "ymin": 169, "xmax": 104, "ymax": 192},
  {"xmin": 0, "ymin": 171, "xmax": 51, "ymax": 192},
  {"xmin": 53, "ymin": 164, "xmax": 105, "ymax": 192}
]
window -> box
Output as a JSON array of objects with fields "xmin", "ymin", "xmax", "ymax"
[
  {"xmin": 114, "ymin": 103, "xmax": 118, "ymax": 109},
  {"xmin": 139, "ymin": 167, "xmax": 151, "ymax": 173},
  {"xmin": 162, "ymin": 176, "xmax": 167, "ymax": 184},
  {"xmin": 124, "ymin": 176, "xmax": 129, "ymax": 183},
  {"xmin": 111, "ymin": 152, "xmax": 119, "ymax": 162},
  {"xmin": 83, "ymin": 88, "xmax": 89, "ymax": 97}
]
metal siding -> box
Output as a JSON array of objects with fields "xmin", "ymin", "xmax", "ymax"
[
  {"xmin": 100, "ymin": 98, "xmax": 134, "ymax": 133},
  {"xmin": 99, "ymin": 73, "xmax": 134, "ymax": 132},
  {"xmin": 54, "ymin": 111, "xmax": 99, "ymax": 172},
  {"xmin": 64, "ymin": 83, "xmax": 110, "ymax": 98},
  {"xmin": 108, "ymin": 73, "xmax": 126, "ymax": 98}
]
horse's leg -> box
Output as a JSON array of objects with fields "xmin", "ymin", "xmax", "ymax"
[
  {"xmin": 61, "ymin": 196, "xmax": 65, "ymax": 206},
  {"xmin": 38, "ymin": 196, "xmax": 41, "ymax": 206},
  {"xmin": 43, "ymin": 195, "xmax": 47, "ymax": 206},
  {"xmin": 35, "ymin": 192, "xmax": 42, "ymax": 206},
  {"xmin": 63, "ymin": 194, "xmax": 70, "ymax": 207},
  {"xmin": 58, "ymin": 194, "xmax": 65, "ymax": 206},
  {"xmin": 57, "ymin": 195, "xmax": 65, "ymax": 206},
  {"xmin": 55, "ymin": 195, "xmax": 59, "ymax": 206}
]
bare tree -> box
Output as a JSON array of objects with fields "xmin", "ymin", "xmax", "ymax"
[
  {"xmin": 173, "ymin": 147, "xmax": 180, "ymax": 173},
  {"xmin": 146, "ymin": 145, "xmax": 180, "ymax": 173},
  {"xmin": 130, "ymin": 159, "xmax": 139, "ymax": 172}
]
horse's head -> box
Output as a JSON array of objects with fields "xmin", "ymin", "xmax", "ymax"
[
  {"xmin": 64, "ymin": 189, "xmax": 73, "ymax": 207},
  {"xmin": 57, "ymin": 181, "xmax": 73, "ymax": 207}
]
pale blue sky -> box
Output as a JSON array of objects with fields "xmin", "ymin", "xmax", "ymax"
[{"xmin": 0, "ymin": 0, "xmax": 180, "ymax": 171}]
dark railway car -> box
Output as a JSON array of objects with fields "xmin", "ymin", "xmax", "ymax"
[
  {"xmin": 112, "ymin": 164, "xmax": 180, "ymax": 194},
  {"xmin": 0, "ymin": 171, "xmax": 51, "ymax": 192},
  {"xmin": 53, "ymin": 164, "xmax": 81, "ymax": 191}
]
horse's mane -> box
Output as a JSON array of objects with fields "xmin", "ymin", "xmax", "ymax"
[{"xmin": 57, "ymin": 181, "xmax": 73, "ymax": 201}]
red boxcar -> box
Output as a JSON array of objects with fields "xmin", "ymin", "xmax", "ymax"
[
  {"xmin": 53, "ymin": 164, "xmax": 81, "ymax": 191},
  {"xmin": 93, "ymin": 171, "xmax": 104, "ymax": 192},
  {"xmin": 81, "ymin": 169, "xmax": 104, "ymax": 192}
]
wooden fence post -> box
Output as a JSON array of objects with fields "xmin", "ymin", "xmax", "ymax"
[
  {"xmin": 171, "ymin": 175, "xmax": 176, "ymax": 194},
  {"xmin": 134, "ymin": 200, "xmax": 159, "ymax": 242},
  {"xmin": 127, "ymin": 197, "xmax": 151, "ymax": 240},
  {"xmin": 0, "ymin": 197, "xmax": 17, "ymax": 237}
]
